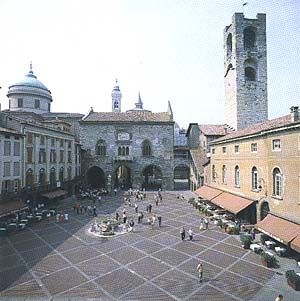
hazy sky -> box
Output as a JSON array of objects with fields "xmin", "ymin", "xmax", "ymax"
[{"xmin": 0, "ymin": 0, "xmax": 299, "ymax": 128}]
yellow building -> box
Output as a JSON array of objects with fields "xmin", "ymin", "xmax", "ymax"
[{"xmin": 202, "ymin": 107, "xmax": 300, "ymax": 251}]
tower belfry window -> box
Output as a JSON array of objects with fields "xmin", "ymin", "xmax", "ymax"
[
  {"xmin": 244, "ymin": 27, "xmax": 256, "ymax": 49},
  {"xmin": 227, "ymin": 33, "xmax": 232, "ymax": 56},
  {"xmin": 245, "ymin": 67, "xmax": 256, "ymax": 81}
]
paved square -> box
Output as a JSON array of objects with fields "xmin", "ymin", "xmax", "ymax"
[{"xmin": 0, "ymin": 191, "xmax": 297, "ymax": 300}]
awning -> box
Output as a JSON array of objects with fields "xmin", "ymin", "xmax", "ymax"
[
  {"xmin": 291, "ymin": 235, "xmax": 300, "ymax": 253},
  {"xmin": 210, "ymin": 192, "xmax": 254, "ymax": 215},
  {"xmin": 41, "ymin": 189, "xmax": 67, "ymax": 199},
  {"xmin": 0, "ymin": 200, "xmax": 28, "ymax": 218},
  {"xmin": 194, "ymin": 186, "xmax": 223, "ymax": 201},
  {"xmin": 255, "ymin": 214, "xmax": 300, "ymax": 245}
]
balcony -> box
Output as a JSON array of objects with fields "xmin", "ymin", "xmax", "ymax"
[{"xmin": 113, "ymin": 155, "xmax": 134, "ymax": 162}]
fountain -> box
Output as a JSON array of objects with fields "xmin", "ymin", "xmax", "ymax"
[{"xmin": 88, "ymin": 217, "xmax": 129, "ymax": 238}]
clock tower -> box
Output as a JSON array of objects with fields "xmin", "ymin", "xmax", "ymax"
[{"xmin": 111, "ymin": 79, "xmax": 122, "ymax": 112}]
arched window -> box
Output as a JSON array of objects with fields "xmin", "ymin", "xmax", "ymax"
[
  {"xmin": 245, "ymin": 67, "xmax": 256, "ymax": 81},
  {"xmin": 95, "ymin": 139, "xmax": 106, "ymax": 156},
  {"xmin": 118, "ymin": 147, "xmax": 122, "ymax": 156},
  {"xmin": 212, "ymin": 165, "xmax": 216, "ymax": 182},
  {"xmin": 222, "ymin": 165, "xmax": 226, "ymax": 184},
  {"xmin": 273, "ymin": 168, "xmax": 282, "ymax": 197},
  {"xmin": 59, "ymin": 167, "xmax": 64, "ymax": 183},
  {"xmin": 26, "ymin": 169, "xmax": 34, "ymax": 188},
  {"xmin": 251, "ymin": 167, "xmax": 258, "ymax": 190},
  {"xmin": 244, "ymin": 26, "xmax": 256, "ymax": 49},
  {"xmin": 121, "ymin": 146, "xmax": 125, "ymax": 156},
  {"xmin": 39, "ymin": 168, "xmax": 46, "ymax": 186},
  {"xmin": 50, "ymin": 167, "xmax": 56, "ymax": 188},
  {"xmin": 142, "ymin": 140, "xmax": 152, "ymax": 157},
  {"xmin": 227, "ymin": 33, "xmax": 232, "ymax": 56},
  {"xmin": 234, "ymin": 166, "xmax": 240, "ymax": 187},
  {"xmin": 68, "ymin": 166, "xmax": 72, "ymax": 181},
  {"xmin": 126, "ymin": 146, "xmax": 129, "ymax": 156}
]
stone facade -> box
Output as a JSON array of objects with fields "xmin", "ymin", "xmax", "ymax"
[
  {"xmin": 224, "ymin": 13, "xmax": 268, "ymax": 130},
  {"xmin": 80, "ymin": 117, "xmax": 175, "ymax": 190},
  {"xmin": 0, "ymin": 128, "xmax": 24, "ymax": 194}
]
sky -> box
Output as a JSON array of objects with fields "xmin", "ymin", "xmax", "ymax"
[{"xmin": 0, "ymin": 0, "xmax": 299, "ymax": 128}]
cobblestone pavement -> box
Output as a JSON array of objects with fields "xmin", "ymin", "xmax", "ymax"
[{"xmin": 0, "ymin": 191, "xmax": 299, "ymax": 300}]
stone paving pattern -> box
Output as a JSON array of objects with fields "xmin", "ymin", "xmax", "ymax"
[{"xmin": 0, "ymin": 191, "xmax": 299, "ymax": 300}]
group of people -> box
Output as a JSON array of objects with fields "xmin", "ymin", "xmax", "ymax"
[
  {"xmin": 73, "ymin": 203, "xmax": 98, "ymax": 217},
  {"xmin": 180, "ymin": 227, "xmax": 194, "ymax": 241}
]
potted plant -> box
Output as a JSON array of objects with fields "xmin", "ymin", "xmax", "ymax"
[
  {"xmin": 240, "ymin": 234, "xmax": 252, "ymax": 249},
  {"xmin": 260, "ymin": 234, "xmax": 269, "ymax": 245},
  {"xmin": 260, "ymin": 251, "xmax": 278, "ymax": 268},
  {"xmin": 286, "ymin": 270, "xmax": 300, "ymax": 291}
]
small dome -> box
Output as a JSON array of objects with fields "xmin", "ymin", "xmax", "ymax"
[{"xmin": 7, "ymin": 64, "xmax": 52, "ymax": 101}]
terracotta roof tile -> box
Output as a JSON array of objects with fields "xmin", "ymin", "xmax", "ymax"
[
  {"xmin": 82, "ymin": 111, "xmax": 172, "ymax": 122},
  {"xmin": 190, "ymin": 149, "xmax": 209, "ymax": 173},
  {"xmin": 199, "ymin": 124, "xmax": 234, "ymax": 136},
  {"xmin": 212, "ymin": 115, "xmax": 300, "ymax": 143}
]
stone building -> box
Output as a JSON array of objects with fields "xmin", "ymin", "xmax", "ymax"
[
  {"xmin": 0, "ymin": 127, "xmax": 24, "ymax": 196},
  {"xmin": 224, "ymin": 13, "xmax": 268, "ymax": 130},
  {"xmin": 201, "ymin": 106, "xmax": 300, "ymax": 251},
  {"xmin": 186, "ymin": 123, "xmax": 232, "ymax": 191},
  {"xmin": 80, "ymin": 86, "xmax": 175, "ymax": 190},
  {"xmin": 0, "ymin": 66, "xmax": 81, "ymax": 200}
]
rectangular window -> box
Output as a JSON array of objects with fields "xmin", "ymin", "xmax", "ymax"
[
  {"xmin": 27, "ymin": 133, "xmax": 33, "ymax": 144},
  {"xmin": 68, "ymin": 151, "xmax": 72, "ymax": 163},
  {"xmin": 27, "ymin": 147, "xmax": 33, "ymax": 163},
  {"xmin": 222, "ymin": 146, "xmax": 226, "ymax": 154},
  {"xmin": 251, "ymin": 143, "xmax": 258, "ymax": 152},
  {"xmin": 51, "ymin": 138, "xmax": 55, "ymax": 147},
  {"xmin": 14, "ymin": 179, "xmax": 19, "ymax": 192},
  {"xmin": 40, "ymin": 135, "xmax": 45, "ymax": 145},
  {"xmin": 211, "ymin": 148, "xmax": 215, "ymax": 154},
  {"xmin": 3, "ymin": 162, "xmax": 10, "ymax": 177},
  {"xmin": 14, "ymin": 142, "xmax": 20, "ymax": 156},
  {"xmin": 68, "ymin": 141, "xmax": 72, "ymax": 148},
  {"xmin": 39, "ymin": 149, "xmax": 46, "ymax": 163},
  {"xmin": 234, "ymin": 145, "xmax": 239, "ymax": 153},
  {"xmin": 60, "ymin": 139, "xmax": 64, "ymax": 148},
  {"xmin": 18, "ymin": 98, "xmax": 23, "ymax": 108},
  {"xmin": 60, "ymin": 150, "xmax": 64, "ymax": 163},
  {"xmin": 34, "ymin": 99, "xmax": 40, "ymax": 109},
  {"xmin": 13, "ymin": 162, "xmax": 20, "ymax": 176},
  {"xmin": 272, "ymin": 139, "xmax": 281, "ymax": 151},
  {"xmin": 4, "ymin": 141, "xmax": 11, "ymax": 156}
]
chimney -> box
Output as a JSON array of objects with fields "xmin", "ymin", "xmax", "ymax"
[
  {"xmin": 290, "ymin": 106, "xmax": 299, "ymax": 122},
  {"xmin": 224, "ymin": 126, "xmax": 228, "ymax": 135}
]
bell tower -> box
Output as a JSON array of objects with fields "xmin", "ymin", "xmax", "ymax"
[
  {"xmin": 111, "ymin": 79, "xmax": 122, "ymax": 112},
  {"xmin": 224, "ymin": 13, "xmax": 268, "ymax": 130}
]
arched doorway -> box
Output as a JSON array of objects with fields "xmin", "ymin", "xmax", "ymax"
[
  {"xmin": 174, "ymin": 165, "xmax": 190, "ymax": 190},
  {"xmin": 87, "ymin": 166, "xmax": 106, "ymax": 188},
  {"xmin": 39, "ymin": 168, "xmax": 46, "ymax": 191},
  {"xmin": 115, "ymin": 165, "xmax": 131, "ymax": 189},
  {"xmin": 26, "ymin": 169, "xmax": 34, "ymax": 189},
  {"xmin": 260, "ymin": 201, "xmax": 270, "ymax": 220},
  {"xmin": 142, "ymin": 165, "xmax": 162, "ymax": 190},
  {"xmin": 50, "ymin": 167, "xmax": 56, "ymax": 188}
]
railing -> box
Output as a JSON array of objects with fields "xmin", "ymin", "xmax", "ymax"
[{"xmin": 113, "ymin": 155, "xmax": 134, "ymax": 162}]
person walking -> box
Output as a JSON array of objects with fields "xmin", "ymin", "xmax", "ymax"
[
  {"xmin": 135, "ymin": 203, "xmax": 138, "ymax": 213},
  {"xmin": 188, "ymin": 228, "xmax": 194, "ymax": 241},
  {"xmin": 151, "ymin": 215, "xmax": 156, "ymax": 229},
  {"xmin": 155, "ymin": 197, "xmax": 159, "ymax": 206},
  {"xmin": 158, "ymin": 215, "xmax": 162, "ymax": 227},
  {"xmin": 180, "ymin": 227, "xmax": 186, "ymax": 241},
  {"xmin": 204, "ymin": 218, "xmax": 209, "ymax": 230},
  {"xmin": 115, "ymin": 212, "xmax": 120, "ymax": 221},
  {"xmin": 196, "ymin": 262, "xmax": 203, "ymax": 283},
  {"xmin": 123, "ymin": 212, "xmax": 127, "ymax": 224},
  {"xmin": 149, "ymin": 204, "xmax": 152, "ymax": 213},
  {"xmin": 275, "ymin": 295, "xmax": 283, "ymax": 301},
  {"xmin": 129, "ymin": 219, "xmax": 135, "ymax": 232},
  {"xmin": 93, "ymin": 206, "xmax": 97, "ymax": 217}
]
